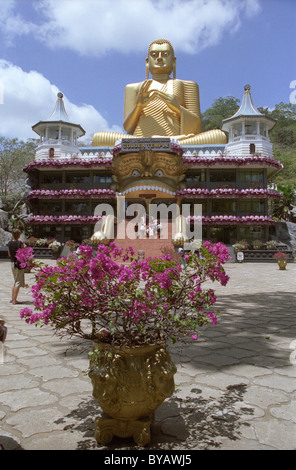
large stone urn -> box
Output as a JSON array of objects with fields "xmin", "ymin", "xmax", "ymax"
[
  {"xmin": 278, "ymin": 259, "xmax": 287, "ymax": 270},
  {"xmin": 89, "ymin": 342, "xmax": 176, "ymax": 446}
]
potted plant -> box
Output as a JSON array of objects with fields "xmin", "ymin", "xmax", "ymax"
[
  {"xmin": 65, "ymin": 240, "xmax": 78, "ymax": 252},
  {"xmin": 252, "ymin": 239, "xmax": 264, "ymax": 250},
  {"xmin": 35, "ymin": 238, "xmax": 48, "ymax": 247},
  {"xmin": 48, "ymin": 240, "xmax": 61, "ymax": 253},
  {"xmin": 266, "ymin": 240, "xmax": 278, "ymax": 250},
  {"xmin": 274, "ymin": 251, "xmax": 288, "ymax": 270},
  {"xmin": 20, "ymin": 241, "xmax": 230, "ymax": 446},
  {"xmin": 25, "ymin": 236, "xmax": 38, "ymax": 247},
  {"xmin": 232, "ymin": 239, "xmax": 249, "ymax": 253}
]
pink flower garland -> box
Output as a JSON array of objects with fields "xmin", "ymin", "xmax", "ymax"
[
  {"xmin": 27, "ymin": 189, "xmax": 116, "ymax": 199},
  {"xmin": 176, "ymin": 188, "xmax": 281, "ymax": 199},
  {"xmin": 183, "ymin": 155, "xmax": 282, "ymax": 168},
  {"xmin": 29, "ymin": 215, "xmax": 104, "ymax": 225},
  {"xmin": 188, "ymin": 215, "xmax": 274, "ymax": 225},
  {"xmin": 23, "ymin": 157, "xmax": 112, "ymax": 172}
]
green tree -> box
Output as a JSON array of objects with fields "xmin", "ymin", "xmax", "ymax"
[
  {"xmin": 202, "ymin": 96, "xmax": 240, "ymax": 131},
  {"xmin": 0, "ymin": 137, "xmax": 36, "ymax": 198},
  {"xmin": 272, "ymin": 184, "xmax": 295, "ymax": 221},
  {"xmin": 258, "ymin": 102, "xmax": 296, "ymax": 146}
]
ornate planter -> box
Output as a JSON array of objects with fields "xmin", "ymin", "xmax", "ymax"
[
  {"xmin": 89, "ymin": 342, "xmax": 176, "ymax": 446},
  {"xmin": 278, "ymin": 260, "xmax": 287, "ymax": 270}
]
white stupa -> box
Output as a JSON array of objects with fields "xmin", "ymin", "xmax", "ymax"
[
  {"xmin": 32, "ymin": 92, "xmax": 85, "ymax": 160},
  {"xmin": 222, "ymin": 85, "xmax": 276, "ymax": 157}
]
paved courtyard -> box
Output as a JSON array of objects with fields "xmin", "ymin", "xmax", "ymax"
[{"xmin": 0, "ymin": 258, "xmax": 296, "ymax": 450}]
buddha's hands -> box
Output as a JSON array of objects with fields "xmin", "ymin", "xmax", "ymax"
[
  {"xmin": 136, "ymin": 81, "xmax": 181, "ymax": 116},
  {"xmin": 152, "ymin": 90, "xmax": 181, "ymax": 115},
  {"xmin": 136, "ymin": 80, "xmax": 153, "ymax": 108}
]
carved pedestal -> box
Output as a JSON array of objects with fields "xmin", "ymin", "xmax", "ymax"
[
  {"xmin": 95, "ymin": 413, "xmax": 154, "ymax": 446},
  {"xmin": 89, "ymin": 342, "xmax": 176, "ymax": 446}
]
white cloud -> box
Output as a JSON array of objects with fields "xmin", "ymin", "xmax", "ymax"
[
  {"xmin": 0, "ymin": 0, "xmax": 261, "ymax": 56},
  {"xmin": 0, "ymin": 60, "xmax": 121, "ymax": 141}
]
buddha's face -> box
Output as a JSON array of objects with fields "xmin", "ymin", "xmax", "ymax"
[{"xmin": 147, "ymin": 42, "xmax": 175, "ymax": 76}]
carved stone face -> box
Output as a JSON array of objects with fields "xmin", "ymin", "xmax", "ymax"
[{"xmin": 111, "ymin": 150, "xmax": 185, "ymax": 197}]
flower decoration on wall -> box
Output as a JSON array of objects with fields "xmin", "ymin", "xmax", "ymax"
[
  {"xmin": 188, "ymin": 215, "xmax": 275, "ymax": 225},
  {"xmin": 27, "ymin": 189, "xmax": 116, "ymax": 199},
  {"xmin": 182, "ymin": 155, "xmax": 282, "ymax": 169},
  {"xmin": 29, "ymin": 215, "xmax": 104, "ymax": 225},
  {"xmin": 23, "ymin": 158, "xmax": 112, "ymax": 172},
  {"xmin": 176, "ymin": 188, "xmax": 281, "ymax": 199}
]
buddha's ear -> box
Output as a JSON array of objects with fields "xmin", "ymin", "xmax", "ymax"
[
  {"xmin": 145, "ymin": 57, "xmax": 149, "ymax": 79},
  {"xmin": 173, "ymin": 56, "xmax": 176, "ymax": 79}
]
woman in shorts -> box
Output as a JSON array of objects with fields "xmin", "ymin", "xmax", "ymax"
[{"xmin": 7, "ymin": 229, "xmax": 26, "ymax": 305}]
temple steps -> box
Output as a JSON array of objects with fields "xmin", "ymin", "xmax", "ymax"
[{"xmin": 113, "ymin": 219, "xmax": 175, "ymax": 259}]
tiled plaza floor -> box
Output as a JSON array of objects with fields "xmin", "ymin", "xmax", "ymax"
[{"xmin": 0, "ymin": 258, "xmax": 295, "ymax": 450}]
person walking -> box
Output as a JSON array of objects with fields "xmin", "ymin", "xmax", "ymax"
[
  {"xmin": 140, "ymin": 223, "xmax": 146, "ymax": 239},
  {"xmin": 178, "ymin": 247, "xmax": 187, "ymax": 267},
  {"xmin": 157, "ymin": 221, "xmax": 163, "ymax": 239},
  {"xmin": 7, "ymin": 229, "xmax": 26, "ymax": 305}
]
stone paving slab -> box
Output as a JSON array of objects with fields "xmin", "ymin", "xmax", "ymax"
[{"xmin": 0, "ymin": 259, "xmax": 296, "ymax": 450}]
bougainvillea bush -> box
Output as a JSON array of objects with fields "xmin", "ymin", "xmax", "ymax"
[{"xmin": 20, "ymin": 241, "xmax": 230, "ymax": 347}]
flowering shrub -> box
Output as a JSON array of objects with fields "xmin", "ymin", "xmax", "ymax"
[
  {"xmin": 25, "ymin": 236, "xmax": 38, "ymax": 246},
  {"xmin": 48, "ymin": 240, "xmax": 62, "ymax": 252},
  {"xmin": 252, "ymin": 239, "xmax": 264, "ymax": 249},
  {"xmin": 274, "ymin": 251, "xmax": 288, "ymax": 260},
  {"xmin": 232, "ymin": 240, "xmax": 249, "ymax": 252},
  {"xmin": 20, "ymin": 241, "xmax": 230, "ymax": 347},
  {"xmin": 15, "ymin": 246, "xmax": 35, "ymax": 269},
  {"xmin": 35, "ymin": 238, "xmax": 48, "ymax": 247},
  {"xmin": 266, "ymin": 240, "xmax": 278, "ymax": 250}
]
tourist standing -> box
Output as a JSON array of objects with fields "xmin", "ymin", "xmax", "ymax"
[
  {"xmin": 178, "ymin": 247, "xmax": 187, "ymax": 267},
  {"xmin": 7, "ymin": 229, "xmax": 26, "ymax": 305},
  {"xmin": 140, "ymin": 223, "xmax": 146, "ymax": 239},
  {"xmin": 157, "ymin": 221, "xmax": 163, "ymax": 239}
]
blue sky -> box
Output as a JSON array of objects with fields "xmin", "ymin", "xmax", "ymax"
[{"xmin": 0, "ymin": 0, "xmax": 295, "ymax": 143}]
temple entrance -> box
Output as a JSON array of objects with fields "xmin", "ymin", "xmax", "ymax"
[
  {"xmin": 64, "ymin": 225, "xmax": 91, "ymax": 243},
  {"xmin": 208, "ymin": 226, "xmax": 237, "ymax": 245}
]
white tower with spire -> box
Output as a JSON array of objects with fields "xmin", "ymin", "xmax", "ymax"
[
  {"xmin": 222, "ymin": 85, "xmax": 276, "ymax": 157},
  {"xmin": 32, "ymin": 92, "xmax": 85, "ymax": 160}
]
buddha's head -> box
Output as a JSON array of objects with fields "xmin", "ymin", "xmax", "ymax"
[{"xmin": 146, "ymin": 39, "xmax": 176, "ymax": 79}]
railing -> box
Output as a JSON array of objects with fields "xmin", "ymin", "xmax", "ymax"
[{"xmin": 232, "ymin": 135, "xmax": 268, "ymax": 142}]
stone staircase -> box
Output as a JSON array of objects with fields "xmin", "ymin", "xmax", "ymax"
[{"xmin": 113, "ymin": 219, "xmax": 175, "ymax": 258}]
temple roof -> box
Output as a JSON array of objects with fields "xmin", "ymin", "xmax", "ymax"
[
  {"xmin": 230, "ymin": 84, "xmax": 263, "ymax": 118},
  {"xmin": 32, "ymin": 92, "xmax": 85, "ymax": 137},
  {"xmin": 222, "ymin": 85, "xmax": 276, "ymax": 130},
  {"xmin": 47, "ymin": 92, "xmax": 70, "ymax": 122}
]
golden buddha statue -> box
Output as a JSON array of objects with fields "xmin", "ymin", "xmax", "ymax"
[{"xmin": 92, "ymin": 39, "xmax": 226, "ymax": 147}]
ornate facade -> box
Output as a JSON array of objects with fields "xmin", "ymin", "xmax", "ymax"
[{"xmin": 25, "ymin": 85, "xmax": 282, "ymax": 249}]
